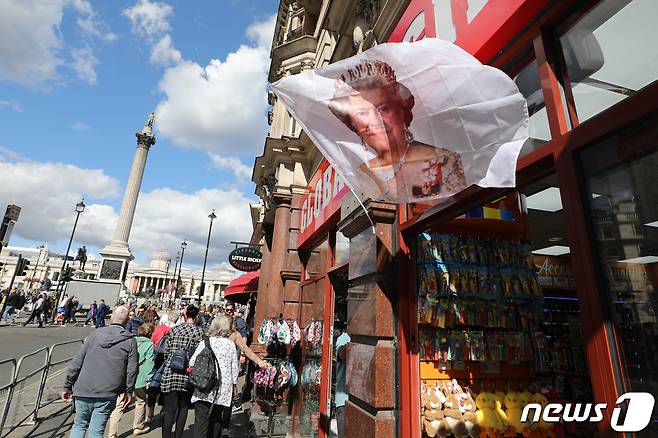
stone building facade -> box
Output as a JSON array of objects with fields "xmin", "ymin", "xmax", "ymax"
[{"xmin": 250, "ymin": 1, "xmax": 410, "ymax": 436}]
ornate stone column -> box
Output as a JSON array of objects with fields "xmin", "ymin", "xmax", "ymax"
[{"xmin": 99, "ymin": 113, "xmax": 156, "ymax": 282}]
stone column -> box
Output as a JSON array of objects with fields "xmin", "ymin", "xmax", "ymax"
[
  {"xmin": 252, "ymin": 194, "xmax": 291, "ymax": 355},
  {"xmin": 99, "ymin": 114, "xmax": 155, "ymax": 281},
  {"xmin": 337, "ymin": 200, "xmax": 398, "ymax": 438},
  {"xmin": 112, "ymin": 135, "xmax": 154, "ymax": 245}
]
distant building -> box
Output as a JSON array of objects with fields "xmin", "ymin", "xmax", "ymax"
[{"xmin": 0, "ymin": 246, "xmax": 236, "ymax": 303}]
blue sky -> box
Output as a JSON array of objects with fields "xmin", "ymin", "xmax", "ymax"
[{"xmin": 0, "ymin": 0, "xmax": 278, "ymax": 267}]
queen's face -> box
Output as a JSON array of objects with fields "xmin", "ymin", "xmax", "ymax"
[{"xmin": 346, "ymin": 86, "xmax": 406, "ymax": 162}]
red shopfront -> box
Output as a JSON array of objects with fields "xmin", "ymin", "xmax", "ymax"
[
  {"xmin": 292, "ymin": 159, "xmax": 351, "ymax": 438},
  {"xmin": 286, "ymin": 1, "xmax": 658, "ymax": 437},
  {"xmin": 390, "ymin": 1, "xmax": 658, "ymax": 437}
]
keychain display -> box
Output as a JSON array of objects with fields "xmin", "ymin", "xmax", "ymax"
[
  {"xmin": 304, "ymin": 321, "xmax": 323, "ymax": 348},
  {"xmin": 417, "ymin": 232, "xmax": 543, "ymax": 367},
  {"xmin": 258, "ymin": 318, "xmax": 302, "ymax": 346},
  {"xmin": 252, "ymin": 359, "xmax": 299, "ymax": 391}
]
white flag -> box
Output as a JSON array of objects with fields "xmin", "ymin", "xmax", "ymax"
[{"xmin": 270, "ymin": 38, "xmax": 529, "ymax": 203}]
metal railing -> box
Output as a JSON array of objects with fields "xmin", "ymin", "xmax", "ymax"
[{"xmin": 0, "ymin": 339, "xmax": 83, "ymax": 437}]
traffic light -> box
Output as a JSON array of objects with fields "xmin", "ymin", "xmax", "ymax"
[{"xmin": 17, "ymin": 258, "xmax": 30, "ymax": 276}]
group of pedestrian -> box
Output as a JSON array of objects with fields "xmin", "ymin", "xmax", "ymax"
[
  {"xmin": 1, "ymin": 289, "xmax": 26, "ymax": 323},
  {"xmin": 64, "ymin": 301, "xmax": 265, "ymax": 438},
  {"xmin": 59, "ymin": 294, "xmax": 83, "ymax": 325}
]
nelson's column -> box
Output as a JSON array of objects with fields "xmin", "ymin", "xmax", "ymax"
[{"xmin": 98, "ymin": 113, "xmax": 156, "ymax": 282}]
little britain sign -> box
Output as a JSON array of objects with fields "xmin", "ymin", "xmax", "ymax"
[{"xmin": 228, "ymin": 247, "xmax": 262, "ymax": 272}]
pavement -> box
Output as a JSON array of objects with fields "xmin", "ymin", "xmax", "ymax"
[{"xmin": 1, "ymin": 320, "xmax": 293, "ymax": 437}]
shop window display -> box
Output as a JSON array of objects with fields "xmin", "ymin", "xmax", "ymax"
[
  {"xmin": 415, "ymin": 187, "xmax": 595, "ymax": 437},
  {"xmin": 581, "ymin": 135, "xmax": 658, "ymax": 435}
]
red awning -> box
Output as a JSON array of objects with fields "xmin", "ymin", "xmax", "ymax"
[{"xmin": 224, "ymin": 270, "xmax": 259, "ymax": 303}]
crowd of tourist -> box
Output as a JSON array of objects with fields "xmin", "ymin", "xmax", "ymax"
[{"xmin": 62, "ymin": 301, "xmax": 263, "ymax": 438}]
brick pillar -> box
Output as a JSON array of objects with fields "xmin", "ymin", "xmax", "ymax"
[{"xmin": 338, "ymin": 200, "xmax": 398, "ymax": 438}]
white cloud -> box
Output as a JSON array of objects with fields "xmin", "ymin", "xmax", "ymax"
[
  {"xmin": 208, "ymin": 153, "xmax": 252, "ymax": 179},
  {"xmin": 71, "ymin": 121, "xmax": 92, "ymax": 131},
  {"xmin": 0, "ymin": 0, "xmax": 113, "ymax": 88},
  {"xmin": 247, "ymin": 14, "xmax": 276, "ymax": 49},
  {"xmin": 0, "ymin": 160, "xmax": 120, "ymax": 250},
  {"xmin": 0, "ymin": 153, "xmax": 253, "ymax": 266},
  {"xmin": 123, "ymin": 0, "xmax": 173, "ymax": 39},
  {"xmin": 155, "ymin": 14, "xmax": 276, "ymax": 155},
  {"xmin": 150, "ymin": 35, "xmax": 182, "ymax": 66},
  {"xmin": 70, "ymin": 46, "xmax": 98, "ymax": 84},
  {"xmin": 0, "ymin": 0, "xmax": 64, "ymax": 87},
  {"xmin": 0, "ymin": 100, "xmax": 22, "ymax": 112},
  {"xmin": 130, "ymin": 188, "xmax": 253, "ymax": 265},
  {"xmin": 69, "ymin": 0, "xmax": 117, "ymax": 42}
]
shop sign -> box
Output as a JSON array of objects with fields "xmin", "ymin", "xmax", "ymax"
[
  {"xmin": 388, "ymin": 0, "xmax": 551, "ymax": 61},
  {"xmin": 534, "ymin": 256, "xmax": 576, "ymax": 289},
  {"xmin": 228, "ymin": 247, "xmax": 262, "ymax": 272},
  {"xmin": 299, "ymin": 160, "xmax": 349, "ymax": 247}
]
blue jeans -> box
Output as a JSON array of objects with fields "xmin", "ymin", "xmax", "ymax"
[
  {"xmin": 2, "ymin": 305, "xmax": 14, "ymax": 322},
  {"xmin": 70, "ymin": 397, "xmax": 116, "ymax": 438}
]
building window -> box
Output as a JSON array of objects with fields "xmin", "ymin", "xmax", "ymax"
[{"xmin": 560, "ymin": 0, "xmax": 658, "ymax": 124}]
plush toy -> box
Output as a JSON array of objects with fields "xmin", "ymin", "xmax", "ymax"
[
  {"xmin": 504, "ymin": 391, "xmax": 527, "ymax": 434},
  {"xmin": 494, "ymin": 391, "xmax": 506, "ymax": 411},
  {"xmin": 424, "ymin": 408, "xmax": 445, "ymax": 437},
  {"xmin": 476, "ymin": 391, "xmax": 506, "ymax": 436},
  {"xmin": 530, "ymin": 393, "xmax": 555, "ymax": 438},
  {"xmin": 443, "ymin": 393, "xmax": 468, "ymax": 437},
  {"xmin": 458, "ymin": 391, "xmax": 481, "ymax": 438}
]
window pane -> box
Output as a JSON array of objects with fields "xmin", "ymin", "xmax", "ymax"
[
  {"xmin": 581, "ymin": 140, "xmax": 658, "ymax": 434},
  {"xmin": 561, "ymin": 0, "xmax": 658, "ymax": 123}
]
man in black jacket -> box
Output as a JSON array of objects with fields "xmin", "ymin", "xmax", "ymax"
[{"xmin": 62, "ymin": 306, "xmax": 138, "ymax": 438}]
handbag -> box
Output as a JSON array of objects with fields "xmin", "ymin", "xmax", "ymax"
[
  {"xmin": 169, "ymin": 348, "xmax": 189, "ymax": 373},
  {"xmin": 149, "ymin": 363, "xmax": 165, "ymax": 392}
]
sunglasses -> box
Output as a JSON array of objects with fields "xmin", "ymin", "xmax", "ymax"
[{"xmin": 225, "ymin": 308, "xmax": 234, "ymax": 313}]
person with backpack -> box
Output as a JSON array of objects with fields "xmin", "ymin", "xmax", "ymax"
[
  {"xmin": 107, "ymin": 323, "xmax": 155, "ymax": 437},
  {"xmin": 159, "ymin": 305, "xmax": 204, "ymax": 438},
  {"xmin": 189, "ymin": 315, "xmax": 239, "ymax": 438}
]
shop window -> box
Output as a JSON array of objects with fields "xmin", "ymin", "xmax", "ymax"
[
  {"xmin": 581, "ymin": 139, "xmax": 658, "ymax": 434},
  {"xmin": 560, "ymin": 0, "xmax": 658, "ymax": 124},
  {"xmin": 415, "ymin": 183, "xmax": 594, "ymax": 437}
]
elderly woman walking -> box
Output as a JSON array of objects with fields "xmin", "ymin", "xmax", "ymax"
[{"xmin": 190, "ymin": 315, "xmax": 240, "ymax": 438}]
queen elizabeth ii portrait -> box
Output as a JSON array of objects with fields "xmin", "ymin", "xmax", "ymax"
[{"xmin": 328, "ymin": 60, "xmax": 466, "ymax": 201}]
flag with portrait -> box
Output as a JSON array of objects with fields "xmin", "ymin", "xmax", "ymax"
[{"xmin": 269, "ymin": 38, "xmax": 529, "ymax": 204}]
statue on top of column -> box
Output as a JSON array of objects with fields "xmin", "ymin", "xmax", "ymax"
[
  {"xmin": 143, "ymin": 112, "xmax": 155, "ymax": 136},
  {"xmin": 136, "ymin": 112, "xmax": 157, "ymax": 147}
]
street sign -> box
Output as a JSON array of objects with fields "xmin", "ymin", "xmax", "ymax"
[{"xmin": 228, "ymin": 247, "xmax": 262, "ymax": 272}]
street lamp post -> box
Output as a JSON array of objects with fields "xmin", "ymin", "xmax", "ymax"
[
  {"xmin": 170, "ymin": 252, "xmax": 180, "ymax": 294},
  {"xmin": 199, "ymin": 209, "xmax": 217, "ymax": 302},
  {"xmin": 176, "ymin": 241, "xmax": 187, "ymax": 296},
  {"xmin": 54, "ymin": 199, "xmax": 85, "ymax": 315},
  {"xmin": 30, "ymin": 245, "xmax": 45, "ymax": 291}
]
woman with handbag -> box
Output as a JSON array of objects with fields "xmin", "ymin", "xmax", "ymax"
[
  {"xmin": 159, "ymin": 305, "xmax": 204, "ymax": 438},
  {"xmin": 189, "ymin": 315, "xmax": 240, "ymax": 438}
]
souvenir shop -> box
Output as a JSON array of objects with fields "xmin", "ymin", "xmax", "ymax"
[
  {"xmin": 391, "ymin": 0, "xmax": 658, "ymax": 437},
  {"xmin": 251, "ymin": 0, "xmax": 658, "ymax": 437}
]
